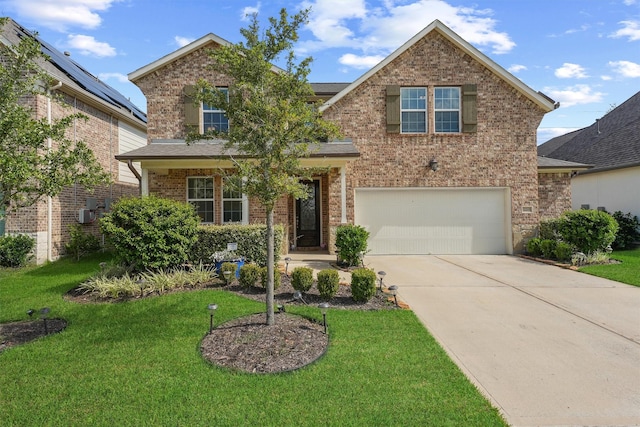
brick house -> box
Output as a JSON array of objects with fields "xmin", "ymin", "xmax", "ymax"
[
  {"xmin": 118, "ymin": 20, "xmax": 585, "ymax": 255},
  {"xmin": 0, "ymin": 18, "xmax": 147, "ymax": 263}
]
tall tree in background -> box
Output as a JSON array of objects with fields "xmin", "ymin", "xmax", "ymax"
[
  {"xmin": 0, "ymin": 18, "xmax": 109, "ymax": 219},
  {"xmin": 192, "ymin": 8, "xmax": 339, "ymax": 325}
]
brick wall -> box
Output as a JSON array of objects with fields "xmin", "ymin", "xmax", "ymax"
[{"xmin": 538, "ymin": 172, "xmax": 572, "ymax": 220}]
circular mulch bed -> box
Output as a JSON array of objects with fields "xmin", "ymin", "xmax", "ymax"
[
  {"xmin": 0, "ymin": 318, "xmax": 67, "ymax": 353},
  {"xmin": 201, "ymin": 312, "xmax": 328, "ymax": 373}
]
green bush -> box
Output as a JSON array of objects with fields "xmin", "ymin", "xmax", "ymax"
[
  {"xmin": 335, "ymin": 224, "xmax": 369, "ymax": 267},
  {"xmin": 220, "ymin": 262, "xmax": 237, "ymax": 282},
  {"xmin": 350, "ymin": 268, "xmax": 376, "ymax": 302},
  {"xmin": 239, "ymin": 263, "xmax": 261, "ymax": 288},
  {"xmin": 0, "ymin": 234, "xmax": 35, "ymax": 267},
  {"xmin": 540, "ymin": 239, "xmax": 557, "ymax": 259},
  {"xmin": 611, "ymin": 211, "xmax": 640, "ymax": 249},
  {"xmin": 259, "ymin": 266, "xmax": 281, "ymax": 290},
  {"xmin": 190, "ymin": 224, "xmax": 284, "ymax": 267},
  {"xmin": 291, "ymin": 266, "xmax": 313, "ymax": 293},
  {"xmin": 317, "ymin": 269, "xmax": 340, "ymax": 300},
  {"xmin": 554, "ymin": 242, "xmax": 573, "ymax": 262},
  {"xmin": 556, "ymin": 210, "xmax": 618, "ymax": 254},
  {"xmin": 526, "ymin": 238, "xmax": 543, "ymax": 257},
  {"xmin": 539, "ymin": 219, "xmax": 561, "ymax": 240},
  {"xmin": 100, "ymin": 195, "xmax": 200, "ymax": 271},
  {"xmin": 65, "ymin": 224, "xmax": 101, "ymax": 261}
]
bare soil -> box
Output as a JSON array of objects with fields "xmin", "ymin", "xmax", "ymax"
[{"xmin": 0, "ymin": 318, "xmax": 67, "ymax": 353}]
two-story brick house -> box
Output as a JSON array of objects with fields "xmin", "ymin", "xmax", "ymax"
[
  {"xmin": 0, "ymin": 18, "xmax": 147, "ymax": 263},
  {"xmin": 118, "ymin": 20, "xmax": 583, "ymax": 255}
]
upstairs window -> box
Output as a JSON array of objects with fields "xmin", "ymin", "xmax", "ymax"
[
  {"xmin": 434, "ymin": 87, "xmax": 461, "ymax": 133},
  {"xmin": 203, "ymin": 88, "xmax": 229, "ymax": 133},
  {"xmin": 401, "ymin": 87, "xmax": 427, "ymax": 133},
  {"xmin": 187, "ymin": 177, "xmax": 214, "ymax": 223}
]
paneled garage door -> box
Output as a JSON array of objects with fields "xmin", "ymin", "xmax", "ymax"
[{"xmin": 355, "ymin": 188, "xmax": 511, "ymax": 255}]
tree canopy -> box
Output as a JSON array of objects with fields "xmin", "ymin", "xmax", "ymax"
[
  {"xmin": 0, "ymin": 18, "xmax": 110, "ymax": 218},
  {"xmin": 191, "ymin": 8, "xmax": 340, "ymax": 325}
]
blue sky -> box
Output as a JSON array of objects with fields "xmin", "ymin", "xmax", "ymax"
[{"xmin": 1, "ymin": 0, "xmax": 639, "ymax": 144}]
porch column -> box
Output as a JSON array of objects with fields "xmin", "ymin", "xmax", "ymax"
[
  {"xmin": 141, "ymin": 168, "xmax": 149, "ymax": 196},
  {"xmin": 340, "ymin": 167, "xmax": 347, "ymax": 223}
]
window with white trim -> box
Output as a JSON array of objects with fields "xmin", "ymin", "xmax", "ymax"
[
  {"xmin": 434, "ymin": 87, "xmax": 461, "ymax": 133},
  {"xmin": 222, "ymin": 178, "xmax": 244, "ymax": 224},
  {"xmin": 401, "ymin": 87, "xmax": 427, "ymax": 133},
  {"xmin": 187, "ymin": 177, "xmax": 214, "ymax": 223},
  {"xmin": 203, "ymin": 88, "xmax": 229, "ymax": 133}
]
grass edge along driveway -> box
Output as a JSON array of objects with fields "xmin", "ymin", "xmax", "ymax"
[{"xmin": 0, "ymin": 253, "xmax": 506, "ymax": 426}]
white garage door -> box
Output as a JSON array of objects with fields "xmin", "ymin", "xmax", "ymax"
[{"xmin": 355, "ymin": 188, "xmax": 511, "ymax": 255}]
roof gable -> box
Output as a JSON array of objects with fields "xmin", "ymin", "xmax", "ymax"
[{"xmin": 320, "ymin": 20, "xmax": 556, "ymax": 113}]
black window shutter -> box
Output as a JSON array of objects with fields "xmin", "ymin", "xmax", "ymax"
[
  {"xmin": 386, "ymin": 85, "xmax": 401, "ymax": 133},
  {"xmin": 462, "ymin": 84, "xmax": 477, "ymax": 133},
  {"xmin": 184, "ymin": 85, "xmax": 200, "ymax": 131}
]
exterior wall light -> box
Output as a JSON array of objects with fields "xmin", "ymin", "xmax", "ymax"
[
  {"xmin": 388, "ymin": 285, "xmax": 399, "ymax": 307},
  {"xmin": 429, "ymin": 159, "xmax": 439, "ymax": 171},
  {"xmin": 207, "ymin": 303, "xmax": 218, "ymax": 334},
  {"xmin": 378, "ymin": 271, "xmax": 386, "ymax": 292},
  {"xmin": 284, "ymin": 257, "xmax": 292, "ymax": 275},
  {"xmin": 319, "ymin": 302, "xmax": 330, "ymax": 334}
]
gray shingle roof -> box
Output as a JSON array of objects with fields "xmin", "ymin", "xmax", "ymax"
[
  {"xmin": 538, "ymin": 90, "xmax": 640, "ymax": 172},
  {"xmin": 537, "ymin": 156, "xmax": 591, "ymax": 169},
  {"xmin": 115, "ymin": 139, "xmax": 359, "ymax": 161}
]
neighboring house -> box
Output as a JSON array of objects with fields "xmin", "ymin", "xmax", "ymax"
[
  {"xmin": 0, "ymin": 18, "xmax": 147, "ymax": 263},
  {"xmin": 118, "ymin": 20, "xmax": 580, "ymax": 255},
  {"xmin": 539, "ymin": 90, "xmax": 640, "ymax": 219}
]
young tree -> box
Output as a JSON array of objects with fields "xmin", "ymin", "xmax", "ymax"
[
  {"xmin": 0, "ymin": 18, "xmax": 110, "ymax": 218},
  {"xmin": 192, "ymin": 9, "xmax": 339, "ymax": 325}
]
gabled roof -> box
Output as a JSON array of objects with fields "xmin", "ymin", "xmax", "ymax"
[
  {"xmin": 538, "ymin": 90, "xmax": 640, "ymax": 173},
  {"xmin": 320, "ymin": 20, "xmax": 557, "ymax": 113},
  {"xmin": 0, "ymin": 18, "xmax": 146, "ymax": 125},
  {"xmin": 537, "ymin": 156, "xmax": 591, "ymax": 172}
]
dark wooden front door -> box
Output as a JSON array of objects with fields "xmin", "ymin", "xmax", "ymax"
[{"xmin": 295, "ymin": 180, "xmax": 320, "ymax": 247}]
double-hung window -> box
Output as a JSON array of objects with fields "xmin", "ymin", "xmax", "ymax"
[
  {"xmin": 222, "ymin": 178, "xmax": 245, "ymax": 224},
  {"xmin": 203, "ymin": 88, "xmax": 229, "ymax": 133},
  {"xmin": 434, "ymin": 87, "xmax": 461, "ymax": 133},
  {"xmin": 187, "ymin": 177, "xmax": 214, "ymax": 223},
  {"xmin": 401, "ymin": 87, "xmax": 427, "ymax": 133}
]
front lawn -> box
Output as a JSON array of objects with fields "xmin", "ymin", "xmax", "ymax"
[
  {"xmin": 579, "ymin": 247, "xmax": 640, "ymax": 287},
  {"xmin": 0, "ymin": 253, "xmax": 506, "ymax": 426}
]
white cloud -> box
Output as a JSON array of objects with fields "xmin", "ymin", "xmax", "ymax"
[
  {"xmin": 623, "ymin": 0, "xmax": 637, "ymax": 5},
  {"xmin": 174, "ymin": 36, "xmax": 195, "ymax": 48},
  {"xmin": 608, "ymin": 60, "xmax": 640, "ymax": 78},
  {"xmin": 5, "ymin": 0, "xmax": 121, "ymax": 32},
  {"xmin": 508, "ymin": 64, "xmax": 527, "ymax": 73},
  {"xmin": 339, "ymin": 53, "xmax": 385, "ymax": 69},
  {"xmin": 300, "ymin": 0, "xmax": 515, "ymax": 62},
  {"xmin": 542, "ymin": 84, "xmax": 604, "ymax": 108},
  {"xmin": 537, "ymin": 127, "xmax": 580, "ymax": 145},
  {"xmin": 98, "ymin": 72, "xmax": 128, "ymax": 83},
  {"xmin": 610, "ymin": 20, "xmax": 640, "ymax": 41},
  {"xmin": 555, "ymin": 63, "xmax": 588, "ymax": 79},
  {"xmin": 241, "ymin": 3, "xmax": 261, "ymax": 21},
  {"xmin": 67, "ymin": 34, "xmax": 116, "ymax": 57},
  {"xmin": 600, "ymin": 75, "xmax": 612, "ymax": 81}
]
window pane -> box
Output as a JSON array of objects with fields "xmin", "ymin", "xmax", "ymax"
[
  {"xmin": 435, "ymin": 111, "xmax": 460, "ymax": 132},
  {"xmin": 192, "ymin": 201, "xmax": 214, "ymax": 223},
  {"xmin": 188, "ymin": 178, "xmax": 214, "ymax": 222},
  {"xmin": 203, "ymin": 112, "xmax": 229, "ymax": 132},
  {"xmin": 223, "ymin": 201, "xmax": 243, "ymax": 223},
  {"xmin": 402, "ymin": 111, "xmax": 426, "ymax": 133}
]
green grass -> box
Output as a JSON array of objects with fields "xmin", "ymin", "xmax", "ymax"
[
  {"xmin": 580, "ymin": 247, "xmax": 640, "ymax": 287},
  {"xmin": 1, "ymin": 253, "xmax": 506, "ymax": 426}
]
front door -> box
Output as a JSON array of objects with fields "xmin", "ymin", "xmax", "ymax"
[{"xmin": 295, "ymin": 180, "xmax": 320, "ymax": 248}]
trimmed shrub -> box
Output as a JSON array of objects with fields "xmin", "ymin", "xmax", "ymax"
[
  {"xmin": 0, "ymin": 234, "xmax": 35, "ymax": 267},
  {"xmin": 554, "ymin": 242, "xmax": 573, "ymax": 262},
  {"xmin": 65, "ymin": 224, "xmax": 101, "ymax": 261},
  {"xmin": 190, "ymin": 224, "xmax": 285, "ymax": 267},
  {"xmin": 291, "ymin": 266, "xmax": 313, "ymax": 293},
  {"xmin": 100, "ymin": 195, "xmax": 200, "ymax": 271},
  {"xmin": 540, "ymin": 239, "xmax": 557, "ymax": 259},
  {"xmin": 556, "ymin": 210, "xmax": 618, "ymax": 254},
  {"xmin": 335, "ymin": 224, "xmax": 369, "ymax": 267},
  {"xmin": 526, "ymin": 238, "xmax": 543, "ymax": 257},
  {"xmin": 350, "ymin": 268, "xmax": 376, "ymax": 302},
  {"xmin": 259, "ymin": 266, "xmax": 281, "ymax": 290},
  {"xmin": 611, "ymin": 211, "xmax": 640, "ymax": 249},
  {"xmin": 539, "ymin": 219, "xmax": 561, "ymax": 240},
  {"xmin": 317, "ymin": 269, "xmax": 340, "ymax": 300},
  {"xmin": 239, "ymin": 264, "xmax": 261, "ymax": 288}
]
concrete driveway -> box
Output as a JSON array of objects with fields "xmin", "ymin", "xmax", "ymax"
[{"xmin": 367, "ymin": 255, "xmax": 640, "ymax": 427}]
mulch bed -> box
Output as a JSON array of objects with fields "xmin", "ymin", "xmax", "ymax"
[{"xmin": 0, "ymin": 318, "xmax": 67, "ymax": 353}]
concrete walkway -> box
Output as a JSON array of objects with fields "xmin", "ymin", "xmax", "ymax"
[{"xmin": 366, "ymin": 255, "xmax": 640, "ymax": 427}]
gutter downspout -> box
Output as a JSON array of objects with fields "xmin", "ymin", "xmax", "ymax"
[
  {"xmin": 46, "ymin": 80, "xmax": 63, "ymax": 262},
  {"xmin": 126, "ymin": 160, "xmax": 142, "ymax": 195}
]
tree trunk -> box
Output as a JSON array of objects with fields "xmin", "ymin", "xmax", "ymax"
[{"xmin": 265, "ymin": 207, "xmax": 275, "ymax": 325}]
